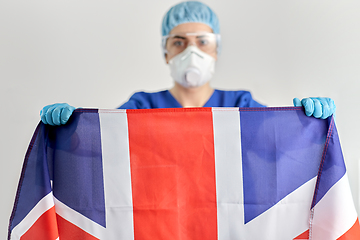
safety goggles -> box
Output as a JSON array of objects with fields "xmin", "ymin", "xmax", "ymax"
[{"xmin": 162, "ymin": 32, "xmax": 221, "ymax": 57}]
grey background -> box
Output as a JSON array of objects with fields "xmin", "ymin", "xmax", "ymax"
[{"xmin": 1, "ymin": 0, "xmax": 359, "ymax": 238}]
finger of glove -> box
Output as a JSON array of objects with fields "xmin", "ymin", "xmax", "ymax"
[
  {"xmin": 60, "ymin": 106, "xmax": 75, "ymax": 125},
  {"xmin": 326, "ymin": 98, "xmax": 336, "ymax": 115},
  {"xmin": 312, "ymin": 98, "xmax": 323, "ymax": 118},
  {"xmin": 40, "ymin": 108, "xmax": 48, "ymax": 125},
  {"xmin": 315, "ymin": 98, "xmax": 331, "ymax": 119},
  {"xmin": 301, "ymin": 98, "xmax": 314, "ymax": 116},
  {"xmin": 43, "ymin": 105, "xmax": 59, "ymax": 126},
  {"xmin": 40, "ymin": 104, "xmax": 55, "ymax": 124},
  {"xmin": 329, "ymin": 98, "xmax": 336, "ymax": 110},
  {"xmin": 51, "ymin": 106, "xmax": 63, "ymax": 125},
  {"xmin": 293, "ymin": 98, "xmax": 302, "ymax": 107}
]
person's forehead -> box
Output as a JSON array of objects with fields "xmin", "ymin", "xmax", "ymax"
[{"xmin": 169, "ymin": 22, "xmax": 213, "ymax": 35}]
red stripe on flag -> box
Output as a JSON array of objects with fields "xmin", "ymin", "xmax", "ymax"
[
  {"xmin": 338, "ymin": 218, "xmax": 360, "ymax": 240},
  {"xmin": 21, "ymin": 206, "xmax": 58, "ymax": 240},
  {"xmin": 293, "ymin": 229, "xmax": 309, "ymax": 239},
  {"xmin": 56, "ymin": 214, "xmax": 99, "ymax": 240},
  {"xmin": 127, "ymin": 108, "xmax": 218, "ymax": 240}
]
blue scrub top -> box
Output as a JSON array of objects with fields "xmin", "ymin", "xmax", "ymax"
[{"xmin": 118, "ymin": 89, "xmax": 265, "ymax": 109}]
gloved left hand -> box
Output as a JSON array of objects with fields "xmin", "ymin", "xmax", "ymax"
[
  {"xmin": 40, "ymin": 103, "xmax": 76, "ymax": 126},
  {"xmin": 293, "ymin": 97, "xmax": 336, "ymax": 119}
]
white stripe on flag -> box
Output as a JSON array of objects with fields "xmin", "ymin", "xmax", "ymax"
[
  {"xmin": 243, "ymin": 177, "xmax": 317, "ymax": 240},
  {"xmin": 99, "ymin": 110, "xmax": 135, "ymax": 239},
  {"xmin": 212, "ymin": 108, "xmax": 316, "ymax": 240},
  {"xmin": 54, "ymin": 197, "xmax": 104, "ymax": 238},
  {"xmin": 311, "ymin": 173, "xmax": 358, "ymax": 240},
  {"xmin": 10, "ymin": 192, "xmax": 54, "ymax": 240},
  {"xmin": 212, "ymin": 108, "xmax": 244, "ymax": 239}
]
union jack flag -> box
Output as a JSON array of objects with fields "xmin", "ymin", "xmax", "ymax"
[{"xmin": 8, "ymin": 107, "xmax": 360, "ymax": 239}]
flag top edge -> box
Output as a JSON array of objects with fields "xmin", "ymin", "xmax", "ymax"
[{"xmin": 74, "ymin": 107, "xmax": 304, "ymax": 114}]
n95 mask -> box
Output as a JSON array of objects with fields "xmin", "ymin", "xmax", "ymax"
[{"xmin": 168, "ymin": 46, "xmax": 216, "ymax": 88}]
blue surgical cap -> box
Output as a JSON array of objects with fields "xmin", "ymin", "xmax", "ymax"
[{"xmin": 162, "ymin": 1, "xmax": 220, "ymax": 36}]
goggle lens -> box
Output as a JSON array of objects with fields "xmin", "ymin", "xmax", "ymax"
[{"xmin": 163, "ymin": 33, "xmax": 219, "ymax": 56}]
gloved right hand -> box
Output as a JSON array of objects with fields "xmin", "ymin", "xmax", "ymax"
[
  {"xmin": 40, "ymin": 103, "xmax": 75, "ymax": 125},
  {"xmin": 293, "ymin": 97, "xmax": 335, "ymax": 119}
]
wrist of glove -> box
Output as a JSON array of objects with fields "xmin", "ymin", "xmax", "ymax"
[
  {"xmin": 40, "ymin": 103, "xmax": 76, "ymax": 125},
  {"xmin": 293, "ymin": 97, "xmax": 336, "ymax": 119}
]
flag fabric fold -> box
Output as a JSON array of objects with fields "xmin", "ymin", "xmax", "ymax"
[{"xmin": 9, "ymin": 107, "xmax": 360, "ymax": 240}]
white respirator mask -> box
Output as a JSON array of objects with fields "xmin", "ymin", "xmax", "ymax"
[{"xmin": 168, "ymin": 46, "xmax": 216, "ymax": 88}]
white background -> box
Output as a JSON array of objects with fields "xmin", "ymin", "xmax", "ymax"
[{"xmin": 1, "ymin": 0, "xmax": 359, "ymax": 238}]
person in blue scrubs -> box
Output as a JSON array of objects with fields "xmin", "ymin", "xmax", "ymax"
[
  {"xmin": 119, "ymin": 90, "xmax": 264, "ymax": 109},
  {"xmin": 40, "ymin": 1, "xmax": 335, "ymax": 125}
]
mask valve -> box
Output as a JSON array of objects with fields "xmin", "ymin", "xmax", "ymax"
[
  {"xmin": 185, "ymin": 68, "xmax": 201, "ymax": 86},
  {"xmin": 168, "ymin": 46, "xmax": 215, "ymax": 88}
]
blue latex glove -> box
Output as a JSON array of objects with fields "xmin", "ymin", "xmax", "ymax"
[
  {"xmin": 40, "ymin": 103, "xmax": 75, "ymax": 125},
  {"xmin": 293, "ymin": 97, "xmax": 336, "ymax": 119}
]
